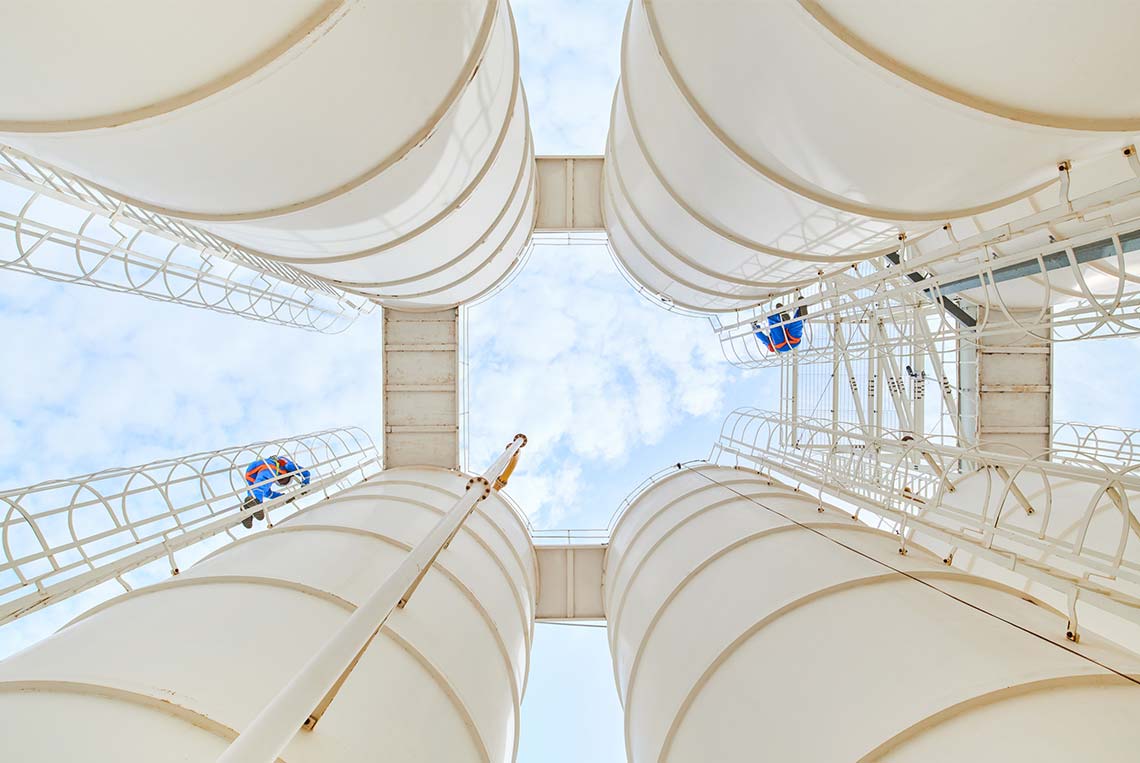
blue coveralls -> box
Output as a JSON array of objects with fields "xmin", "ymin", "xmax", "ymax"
[
  {"xmin": 753, "ymin": 306, "xmax": 806, "ymax": 353},
  {"xmin": 244, "ymin": 457, "xmax": 311, "ymax": 503}
]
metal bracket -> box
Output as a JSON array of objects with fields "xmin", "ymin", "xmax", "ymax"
[
  {"xmin": 1058, "ymin": 160, "xmax": 1072, "ymax": 205},
  {"xmin": 992, "ymin": 465, "xmax": 1037, "ymax": 515},
  {"xmin": 1125, "ymin": 145, "xmax": 1140, "ymax": 178},
  {"xmin": 465, "ymin": 476, "xmax": 492, "ymax": 501},
  {"xmin": 1066, "ymin": 588, "xmax": 1081, "ymax": 643}
]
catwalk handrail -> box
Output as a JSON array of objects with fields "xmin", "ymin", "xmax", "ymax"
[
  {"xmin": 606, "ymin": 459, "xmax": 712, "ymax": 542},
  {"xmin": 0, "ymin": 427, "xmax": 381, "ymax": 625},
  {"xmin": 715, "ymin": 166, "xmax": 1140, "ymax": 369},
  {"xmin": 530, "ymin": 527, "xmax": 610, "ymax": 545},
  {"xmin": 0, "ymin": 145, "xmax": 374, "ymax": 333},
  {"xmin": 714, "ymin": 408, "xmax": 1140, "ymax": 635},
  {"xmin": 1053, "ymin": 422, "xmax": 1140, "ymax": 467}
]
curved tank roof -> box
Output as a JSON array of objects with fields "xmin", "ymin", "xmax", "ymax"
[
  {"xmin": 0, "ymin": 0, "xmax": 534, "ymax": 310},
  {"xmin": 604, "ymin": 1, "xmax": 1140, "ymax": 312}
]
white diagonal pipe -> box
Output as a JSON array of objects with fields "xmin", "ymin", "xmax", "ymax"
[{"xmin": 215, "ymin": 434, "xmax": 526, "ymax": 763}]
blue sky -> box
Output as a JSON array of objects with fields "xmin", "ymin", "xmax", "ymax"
[
  {"xmin": 1054, "ymin": 340, "xmax": 1140, "ymax": 429},
  {"xmin": 466, "ymin": 242, "xmax": 771, "ymax": 530},
  {"xmin": 468, "ymin": 0, "xmax": 778, "ymax": 533},
  {"xmin": 1, "ymin": 2, "xmax": 1136, "ymax": 762}
]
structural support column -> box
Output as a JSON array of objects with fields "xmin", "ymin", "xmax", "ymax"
[
  {"xmin": 383, "ymin": 308, "xmax": 460, "ymax": 470},
  {"xmin": 605, "ymin": 464, "xmax": 1140, "ymax": 763},
  {"xmin": 974, "ymin": 308, "xmax": 1052, "ymax": 458}
]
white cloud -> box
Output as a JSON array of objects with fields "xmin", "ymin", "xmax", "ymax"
[
  {"xmin": 514, "ymin": 0, "xmax": 627, "ymax": 155},
  {"xmin": 0, "ymin": 272, "xmax": 381, "ymax": 488},
  {"xmin": 466, "ymin": 242, "xmax": 737, "ymax": 526}
]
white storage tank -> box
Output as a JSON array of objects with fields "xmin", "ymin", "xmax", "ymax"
[
  {"xmin": 0, "ymin": 0, "xmax": 535, "ymax": 309},
  {"xmin": 605, "ymin": 1, "xmax": 1140, "ymax": 312},
  {"xmin": 0, "ymin": 467, "xmax": 537, "ymax": 763},
  {"xmin": 605, "ymin": 464, "xmax": 1140, "ymax": 762}
]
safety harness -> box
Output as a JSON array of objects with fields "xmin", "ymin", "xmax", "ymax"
[{"xmin": 244, "ymin": 458, "xmax": 290, "ymax": 484}]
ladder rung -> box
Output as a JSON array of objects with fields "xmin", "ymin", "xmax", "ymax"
[{"xmin": 384, "ymin": 344, "xmax": 457, "ymax": 352}]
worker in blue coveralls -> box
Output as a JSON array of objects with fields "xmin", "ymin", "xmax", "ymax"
[
  {"xmin": 240, "ymin": 456, "xmax": 311, "ymax": 528},
  {"xmin": 752, "ymin": 299, "xmax": 808, "ymax": 353}
]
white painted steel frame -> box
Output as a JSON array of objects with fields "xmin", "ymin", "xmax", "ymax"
[
  {"xmin": 714, "ymin": 409, "xmax": 1140, "ymax": 636},
  {"xmin": 0, "ymin": 146, "xmax": 372, "ymax": 333},
  {"xmin": 774, "ymin": 298, "xmax": 966, "ymax": 451},
  {"xmin": 383, "ymin": 308, "xmax": 461, "ymax": 470},
  {"xmin": 0, "ymin": 427, "xmax": 380, "ymax": 625},
  {"xmin": 532, "ymin": 544, "xmax": 606, "ymax": 620},
  {"xmin": 716, "ymin": 165, "xmax": 1140, "ymax": 370},
  {"xmin": 533, "ymin": 156, "xmax": 605, "ymax": 231},
  {"xmin": 1054, "ymin": 423, "xmax": 1140, "ymax": 466}
]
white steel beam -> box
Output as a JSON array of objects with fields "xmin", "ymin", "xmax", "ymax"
[
  {"xmin": 714, "ymin": 409, "xmax": 1140, "ymax": 636},
  {"xmin": 534, "ymin": 156, "xmax": 604, "ymax": 231},
  {"xmin": 534, "ymin": 544, "xmax": 607, "ymax": 620},
  {"xmin": 974, "ymin": 309, "xmax": 1053, "ymax": 457}
]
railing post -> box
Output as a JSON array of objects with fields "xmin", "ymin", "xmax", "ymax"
[{"xmin": 0, "ymin": 427, "xmax": 380, "ymax": 625}]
